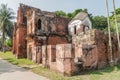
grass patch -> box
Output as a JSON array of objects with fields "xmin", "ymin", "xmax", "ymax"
[
  {"xmin": 1, "ymin": 52, "xmax": 120, "ymax": 80},
  {"xmin": 0, "ymin": 52, "xmax": 35, "ymax": 66},
  {"xmin": 31, "ymin": 67, "xmax": 84, "ymax": 80},
  {"xmin": 31, "ymin": 65, "xmax": 120, "ymax": 80}
]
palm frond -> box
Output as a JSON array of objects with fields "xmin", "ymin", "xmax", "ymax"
[{"xmin": 0, "ymin": 3, "xmax": 15, "ymax": 38}]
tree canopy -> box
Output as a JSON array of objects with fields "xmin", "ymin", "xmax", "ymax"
[
  {"xmin": 92, "ymin": 16, "xmax": 107, "ymax": 30},
  {"xmin": 109, "ymin": 8, "xmax": 120, "ymax": 33},
  {"xmin": 0, "ymin": 4, "xmax": 15, "ymax": 38}
]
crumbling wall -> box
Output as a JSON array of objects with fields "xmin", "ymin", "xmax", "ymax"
[
  {"xmin": 34, "ymin": 12, "xmax": 70, "ymax": 45},
  {"xmin": 74, "ymin": 44, "xmax": 98, "ymax": 71},
  {"xmin": 13, "ymin": 25, "xmax": 27, "ymax": 58},
  {"xmin": 95, "ymin": 30, "xmax": 120, "ymax": 68},
  {"xmin": 12, "ymin": 4, "xmax": 29, "ymax": 58},
  {"xmin": 38, "ymin": 44, "xmax": 75, "ymax": 76},
  {"xmin": 72, "ymin": 29, "xmax": 120, "ymax": 69},
  {"xmin": 13, "ymin": 3, "xmax": 70, "ymax": 58}
]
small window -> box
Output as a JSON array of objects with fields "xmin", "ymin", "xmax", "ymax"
[{"xmin": 74, "ymin": 26, "xmax": 77, "ymax": 34}]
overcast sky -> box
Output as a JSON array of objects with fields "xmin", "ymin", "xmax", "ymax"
[{"xmin": 0, "ymin": 0, "xmax": 120, "ymax": 16}]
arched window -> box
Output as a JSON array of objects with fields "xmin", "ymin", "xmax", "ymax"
[
  {"xmin": 83, "ymin": 25, "xmax": 89, "ymax": 34},
  {"xmin": 37, "ymin": 19, "xmax": 41, "ymax": 30},
  {"xmin": 23, "ymin": 16, "xmax": 27, "ymax": 25}
]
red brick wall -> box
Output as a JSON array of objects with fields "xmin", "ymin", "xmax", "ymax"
[
  {"xmin": 15, "ymin": 26, "xmax": 27, "ymax": 58},
  {"xmin": 12, "ymin": 4, "xmax": 28, "ymax": 58},
  {"xmin": 95, "ymin": 30, "xmax": 120, "ymax": 68},
  {"xmin": 48, "ymin": 36, "xmax": 68, "ymax": 45},
  {"xmin": 82, "ymin": 45, "xmax": 98, "ymax": 69},
  {"xmin": 55, "ymin": 17, "xmax": 70, "ymax": 35}
]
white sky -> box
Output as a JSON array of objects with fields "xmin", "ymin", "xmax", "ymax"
[{"xmin": 0, "ymin": 0, "xmax": 120, "ymax": 17}]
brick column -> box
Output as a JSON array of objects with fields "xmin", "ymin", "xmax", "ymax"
[{"xmin": 56, "ymin": 44, "xmax": 75, "ymax": 76}]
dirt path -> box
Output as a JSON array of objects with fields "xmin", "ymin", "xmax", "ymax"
[{"xmin": 0, "ymin": 58, "xmax": 49, "ymax": 80}]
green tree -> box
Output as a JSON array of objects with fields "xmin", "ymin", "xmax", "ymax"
[
  {"xmin": 111, "ymin": 8, "xmax": 120, "ymax": 18},
  {"xmin": 55, "ymin": 9, "xmax": 91, "ymax": 19},
  {"xmin": 109, "ymin": 14, "xmax": 120, "ymax": 33},
  {"xmin": 66, "ymin": 13, "xmax": 72, "ymax": 19},
  {"xmin": 104, "ymin": 8, "xmax": 120, "ymax": 33},
  {"xmin": 0, "ymin": 4, "xmax": 14, "ymax": 52},
  {"xmin": 55, "ymin": 10, "xmax": 66, "ymax": 17},
  {"xmin": 92, "ymin": 16, "xmax": 107, "ymax": 30}
]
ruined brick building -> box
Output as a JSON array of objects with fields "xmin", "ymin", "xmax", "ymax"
[
  {"xmin": 13, "ymin": 3, "xmax": 70, "ymax": 58},
  {"xmin": 13, "ymin": 3, "xmax": 120, "ymax": 76}
]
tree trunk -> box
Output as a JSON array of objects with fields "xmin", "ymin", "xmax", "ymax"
[
  {"xmin": 2, "ymin": 24, "xmax": 5, "ymax": 53},
  {"xmin": 112, "ymin": 0, "xmax": 120, "ymax": 54},
  {"xmin": 105, "ymin": 0, "xmax": 113, "ymax": 66}
]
